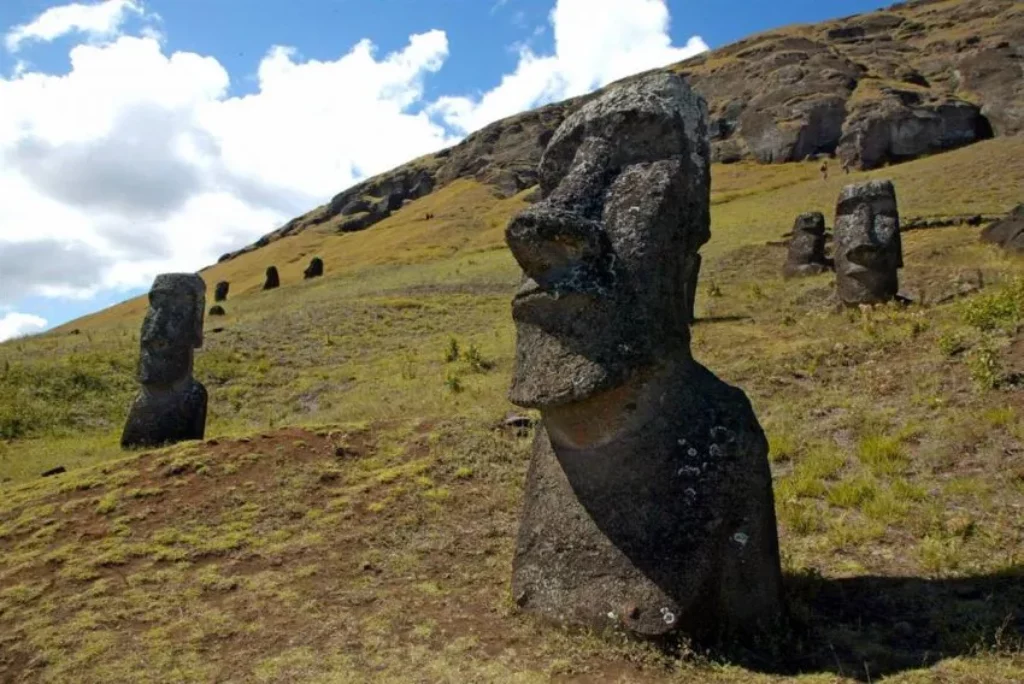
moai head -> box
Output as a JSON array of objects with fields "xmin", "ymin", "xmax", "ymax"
[
  {"xmin": 138, "ymin": 274, "xmax": 205, "ymax": 386},
  {"xmin": 834, "ymin": 180, "xmax": 902, "ymax": 305},
  {"xmin": 505, "ymin": 73, "xmax": 710, "ymax": 409}
]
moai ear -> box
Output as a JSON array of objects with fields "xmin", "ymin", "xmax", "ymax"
[{"xmin": 193, "ymin": 276, "xmax": 206, "ymax": 349}]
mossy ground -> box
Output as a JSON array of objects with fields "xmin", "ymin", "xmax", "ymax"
[{"xmin": 2, "ymin": 137, "xmax": 1024, "ymax": 682}]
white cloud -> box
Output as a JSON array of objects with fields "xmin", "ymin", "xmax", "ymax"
[
  {"xmin": 0, "ymin": 25, "xmax": 455, "ymax": 303},
  {"xmin": 0, "ymin": 0, "xmax": 707, "ymax": 322},
  {"xmin": 431, "ymin": 0, "xmax": 708, "ymax": 134},
  {"xmin": 5, "ymin": 0, "xmax": 143, "ymax": 52},
  {"xmin": 0, "ymin": 312, "xmax": 48, "ymax": 342}
]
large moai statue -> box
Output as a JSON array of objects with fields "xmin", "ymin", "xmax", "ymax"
[
  {"xmin": 121, "ymin": 274, "xmax": 208, "ymax": 449},
  {"xmin": 783, "ymin": 212, "xmax": 830, "ymax": 277},
  {"xmin": 214, "ymin": 281, "xmax": 230, "ymax": 302},
  {"xmin": 505, "ymin": 73, "xmax": 783, "ymax": 640},
  {"xmin": 263, "ymin": 266, "xmax": 280, "ymax": 290},
  {"xmin": 834, "ymin": 180, "xmax": 903, "ymax": 305},
  {"xmin": 303, "ymin": 256, "xmax": 324, "ymax": 280}
]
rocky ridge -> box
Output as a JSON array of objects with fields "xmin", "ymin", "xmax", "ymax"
[{"xmin": 218, "ymin": 0, "xmax": 1023, "ymax": 264}]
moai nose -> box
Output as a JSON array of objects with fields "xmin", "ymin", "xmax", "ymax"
[{"xmin": 505, "ymin": 208, "xmax": 605, "ymax": 285}]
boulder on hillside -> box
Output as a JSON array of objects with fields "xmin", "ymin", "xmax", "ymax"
[{"xmin": 980, "ymin": 204, "xmax": 1024, "ymax": 252}]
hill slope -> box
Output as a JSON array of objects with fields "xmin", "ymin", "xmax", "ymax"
[{"xmin": 201, "ymin": 0, "xmax": 1023, "ymax": 268}]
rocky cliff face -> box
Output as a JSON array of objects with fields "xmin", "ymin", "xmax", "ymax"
[{"xmin": 219, "ymin": 0, "xmax": 1023, "ymax": 263}]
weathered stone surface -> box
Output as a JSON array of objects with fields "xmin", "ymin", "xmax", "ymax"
[
  {"xmin": 263, "ymin": 266, "xmax": 280, "ymax": 291},
  {"xmin": 784, "ymin": 212, "xmax": 831, "ymax": 277},
  {"xmin": 304, "ymin": 257, "xmax": 324, "ymax": 279},
  {"xmin": 505, "ymin": 72, "xmax": 782, "ymax": 640},
  {"xmin": 121, "ymin": 274, "xmax": 208, "ymax": 449},
  {"xmin": 980, "ymin": 204, "xmax": 1024, "ymax": 252},
  {"xmin": 214, "ymin": 281, "xmax": 229, "ymax": 302},
  {"xmin": 834, "ymin": 180, "xmax": 903, "ymax": 306},
  {"xmin": 208, "ymin": 305, "xmax": 226, "ymax": 317}
]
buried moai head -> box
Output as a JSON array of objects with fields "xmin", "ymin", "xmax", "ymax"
[
  {"xmin": 138, "ymin": 274, "xmax": 205, "ymax": 386},
  {"xmin": 304, "ymin": 257, "xmax": 324, "ymax": 279},
  {"xmin": 783, "ymin": 212, "xmax": 830, "ymax": 277},
  {"xmin": 264, "ymin": 266, "xmax": 280, "ymax": 290},
  {"xmin": 505, "ymin": 72, "xmax": 710, "ymax": 409},
  {"xmin": 214, "ymin": 281, "xmax": 229, "ymax": 302},
  {"xmin": 834, "ymin": 180, "xmax": 903, "ymax": 305}
]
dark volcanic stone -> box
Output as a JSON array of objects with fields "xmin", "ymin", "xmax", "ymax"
[
  {"xmin": 304, "ymin": 256, "xmax": 324, "ymax": 279},
  {"xmin": 122, "ymin": 273, "xmax": 208, "ymax": 449},
  {"xmin": 783, "ymin": 212, "xmax": 831, "ymax": 277},
  {"xmin": 263, "ymin": 266, "xmax": 280, "ymax": 290},
  {"xmin": 834, "ymin": 180, "xmax": 903, "ymax": 306},
  {"xmin": 208, "ymin": 305, "xmax": 226, "ymax": 316},
  {"xmin": 980, "ymin": 204, "xmax": 1024, "ymax": 252},
  {"xmin": 214, "ymin": 281, "xmax": 229, "ymax": 302},
  {"xmin": 505, "ymin": 72, "xmax": 783, "ymax": 640}
]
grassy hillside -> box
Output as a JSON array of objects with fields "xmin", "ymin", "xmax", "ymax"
[{"xmin": 2, "ymin": 136, "xmax": 1024, "ymax": 682}]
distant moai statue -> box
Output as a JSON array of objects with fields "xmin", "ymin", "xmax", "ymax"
[
  {"xmin": 214, "ymin": 281, "xmax": 230, "ymax": 302},
  {"xmin": 303, "ymin": 257, "xmax": 324, "ymax": 280},
  {"xmin": 505, "ymin": 73, "xmax": 783, "ymax": 640},
  {"xmin": 208, "ymin": 305, "xmax": 226, "ymax": 316},
  {"xmin": 783, "ymin": 212, "xmax": 831, "ymax": 277},
  {"xmin": 263, "ymin": 266, "xmax": 280, "ymax": 290},
  {"xmin": 834, "ymin": 180, "xmax": 903, "ymax": 305},
  {"xmin": 121, "ymin": 274, "xmax": 208, "ymax": 449}
]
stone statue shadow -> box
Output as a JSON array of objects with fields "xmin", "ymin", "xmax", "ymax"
[{"xmin": 690, "ymin": 567, "xmax": 1024, "ymax": 680}]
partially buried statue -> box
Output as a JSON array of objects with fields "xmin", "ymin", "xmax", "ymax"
[
  {"xmin": 121, "ymin": 274, "xmax": 208, "ymax": 449},
  {"xmin": 783, "ymin": 212, "xmax": 830, "ymax": 277},
  {"xmin": 506, "ymin": 72, "xmax": 783, "ymax": 639},
  {"xmin": 834, "ymin": 180, "xmax": 903, "ymax": 306}
]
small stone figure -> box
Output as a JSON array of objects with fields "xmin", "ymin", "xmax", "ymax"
[
  {"xmin": 214, "ymin": 281, "xmax": 229, "ymax": 302},
  {"xmin": 303, "ymin": 257, "xmax": 324, "ymax": 279},
  {"xmin": 263, "ymin": 266, "xmax": 280, "ymax": 290},
  {"xmin": 506, "ymin": 72, "xmax": 783, "ymax": 641},
  {"xmin": 208, "ymin": 305, "xmax": 226, "ymax": 316},
  {"xmin": 783, "ymin": 212, "xmax": 831, "ymax": 277},
  {"xmin": 121, "ymin": 274, "xmax": 208, "ymax": 449},
  {"xmin": 834, "ymin": 180, "xmax": 903, "ymax": 306}
]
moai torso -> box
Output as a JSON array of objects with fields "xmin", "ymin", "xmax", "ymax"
[{"xmin": 121, "ymin": 274, "xmax": 208, "ymax": 449}]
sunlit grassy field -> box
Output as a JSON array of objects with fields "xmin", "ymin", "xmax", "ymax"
[{"xmin": 2, "ymin": 136, "xmax": 1023, "ymax": 682}]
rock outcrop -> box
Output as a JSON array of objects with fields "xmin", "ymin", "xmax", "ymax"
[
  {"xmin": 980, "ymin": 204, "xmax": 1024, "ymax": 252},
  {"xmin": 834, "ymin": 180, "xmax": 904, "ymax": 306},
  {"xmin": 220, "ymin": 0, "xmax": 1023, "ymax": 264},
  {"xmin": 505, "ymin": 72, "xmax": 783, "ymax": 640},
  {"xmin": 121, "ymin": 274, "xmax": 208, "ymax": 449},
  {"xmin": 784, "ymin": 212, "xmax": 831, "ymax": 277}
]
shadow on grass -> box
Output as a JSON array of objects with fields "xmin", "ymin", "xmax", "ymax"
[
  {"xmin": 692, "ymin": 315, "xmax": 752, "ymax": 325},
  {"xmin": 717, "ymin": 568, "xmax": 1024, "ymax": 681}
]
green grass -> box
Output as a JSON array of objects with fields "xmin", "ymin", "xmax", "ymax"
[{"xmin": 2, "ymin": 137, "xmax": 1024, "ymax": 681}]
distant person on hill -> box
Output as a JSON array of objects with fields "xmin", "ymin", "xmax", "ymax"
[{"xmin": 820, "ymin": 160, "xmax": 829, "ymax": 181}]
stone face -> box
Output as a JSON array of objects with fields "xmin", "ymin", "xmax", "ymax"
[
  {"xmin": 121, "ymin": 274, "xmax": 208, "ymax": 449},
  {"xmin": 505, "ymin": 72, "xmax": 783, "ymax": 640},
  {"xmin": 980, "ymin": 204, "xmax": 1024, "ymax": 253},
  {"xmin": 784, "ymin": 212, "xmax": 831, "ymax": 277},
  {"xmin": 834, "ymin": 180, "xmax": 903, "ymax": 306},
  {"xmin": 304, "ymin": 257, "xmax": 324, "ymax": 279},
  {"xmin": 214, "ymin": 281, "xmax": 229, "ymax": 302},
  {"xmin": 263, "ymin": 266, "xmax": 280, "ymax": 290}
]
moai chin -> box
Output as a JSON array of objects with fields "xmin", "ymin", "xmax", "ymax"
[
  {"xmin": 834, "ymin": 180, "xmax": 903, "ymax": 305},
  {"xmin": 505, "ymin": 72, "xmax": 783, "ymax": 640},
  {"xmin": 783, "ymin": 212, "xmax": 830, "ymax": 278},
  {"xmin": 121, "ymin": 273, "xmax": 208, "ymax": 449}
]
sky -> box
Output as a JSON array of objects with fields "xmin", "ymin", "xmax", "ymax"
[{"xmin": 0, "ymin": 0, "xmax": 895, "ymax": 341}]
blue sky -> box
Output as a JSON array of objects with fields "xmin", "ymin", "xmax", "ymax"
[{"xmin": 0, "ymin": 0, "xmax": 893, "ymax": 340}]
